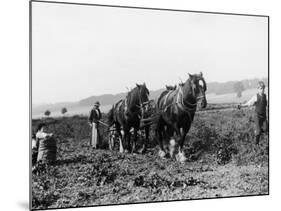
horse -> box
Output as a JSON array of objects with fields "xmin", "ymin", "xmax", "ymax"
[
  {"xmin": 107, "ymin": 83, "xmax": 150, "ymax": 153},
  {"xmin": 155, "ymin": 72, "xmax": 207, "ymax": 162}
]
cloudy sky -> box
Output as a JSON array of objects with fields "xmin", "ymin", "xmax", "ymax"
[{"xmin": 32, "ymin": 2, "xmax": 268, "ymax": 104}]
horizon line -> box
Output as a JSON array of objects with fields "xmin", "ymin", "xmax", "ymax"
[{"xmin": 32, "ymin": 76, "xmax": 268, "ymax": 106}]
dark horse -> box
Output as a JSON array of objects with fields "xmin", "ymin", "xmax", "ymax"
[
  {"xmin": 107, "ymin": 83, "xmax": 150, "ymax": 153},
  {"xmin": 155, "ymin": 72, "xmax": 207, "ymax": 162}
]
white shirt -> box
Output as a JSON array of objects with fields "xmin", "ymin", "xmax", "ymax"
[
  {"xmin": 32, "ymin": 139, "xmax": 37, "ymax": 149},
  {"xmin": 244, "ymin": 95, "xmax": 258, "ymax": 106},
  {"xmin": 36, "ymin": 131, "xmax": 52, "ymax": 139},
  {"xmin": 244, "ymin": 93, "xmax": 267, "ymax": 107}
]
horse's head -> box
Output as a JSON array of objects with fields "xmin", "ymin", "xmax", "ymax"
[
  {"xmin": 136, "ymin": 83, "xmax": 150, "ymax": 105},
  {"xmin": 198, "ymin": 84, "xmax": 207, "ymax": 109},
  {"xmin": 135, "ymin": 83, "xmax": 149, "ymax": 119},
  {"xmin": 185, "ymin": 72, "xmax": 207, "ymax": 108}
]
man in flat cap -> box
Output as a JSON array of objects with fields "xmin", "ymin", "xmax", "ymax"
[
  {"xmin": 88, "ymin": 101, "xmax": 102, "ymax": 149},
  {"xmin": 238, "ymin": 81, "xmax": 268, "ymax": 145}
]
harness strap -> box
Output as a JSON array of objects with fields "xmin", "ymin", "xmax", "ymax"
[
  {"xmin": 175, "ymin": 86, "xmax": 197, "ymax": 112},
  {"xmin": 159, "ymin": 86, "xmax": 197, "ymax": 122},
  {"xmin": 124, "ymin": 97, "xmax": 128, "ymax": 113},
  {"xmin": 162, "ymin": 90, "xmax": 174, "ymax": 112},
  {"xmin": 175, "ymin": 88, "xmax": 193, "ymax": 122}
]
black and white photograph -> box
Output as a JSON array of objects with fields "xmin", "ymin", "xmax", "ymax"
[{"xmin": 30, "ymin": 1, "xmax": 269, "ymax": 210}]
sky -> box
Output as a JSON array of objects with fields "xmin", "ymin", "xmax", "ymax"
[{"xmin": 32, "ymin": 2, "xmax": 268, "ymax": 104}]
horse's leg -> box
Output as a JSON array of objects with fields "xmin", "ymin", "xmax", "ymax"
[
  {"xmin": 144, "ymin": 126, "xmax": 149, "ymax": 153},
  {"xmin": 108, "ymin": 131, "xmax": 113, "ymax": 150},
  {"xmin": 118, "ymin": 136, "xmax": 123, "ymax": 153},
  {"xmin": 166, "ymin": 126, "xmax": 176, "ymax": 158},
  {"xmin": 124, "ymin": 128, "xmax": 131, "ymax": 153},
  {"xmin": 131, "ymin": 128, "xmax": 138, "ymax": 153},
  {"xmin": 116, "ymin": 124, "xmax": 124, "ymax": 153},
  {"xmin": 157, "ymin": 120, "xmax": 166, "ymax": 158},
  {"xmin": 162, "ymin": 125, "xmax": 169, "ymax": 154},
  {"xmin": 175, "ymin": 127, "xmax": 189, "ymax": 163},
  {"xmin": 138, "ymin": 126, "xmax": 149, "ymax": 154},
  {"xmin": 169, "ymin": 123, "xmax": 186, "ymax": 162}
]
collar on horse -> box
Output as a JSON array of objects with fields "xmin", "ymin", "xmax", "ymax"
[
  {"xmin": 162, "ymin": 86, "xmax": 197, "ymax": 112},
  {"xmin": 159, "ymin": 85, "xmax": 199, "ymax": 123},
  {"xmin": 175, "ymin": 86, "xmax": 197, "ymax": 112}
]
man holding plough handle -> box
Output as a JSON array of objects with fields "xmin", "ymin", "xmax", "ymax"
[{"xmin": 88, "ymin": 101, "xmax": 102, "ymax": 149}]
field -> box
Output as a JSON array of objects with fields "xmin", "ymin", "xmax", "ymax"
[{"xmin": 31, "ymin": 106, "xmax": 269, "ymax": 210}]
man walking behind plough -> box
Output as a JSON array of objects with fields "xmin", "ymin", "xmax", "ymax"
[
  {"xmin": 238, "ymin": 81, "xmax": 268, "ymax": 145},
  {"xmin": 88, "ymin": 101, "xmax": 102, "ymax": 149}
]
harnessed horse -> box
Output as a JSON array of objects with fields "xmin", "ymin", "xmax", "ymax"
[
  {"xmin": 107, "ymin": 83, "xmax": 150, "ymax": 153},
  {"xmin": 155, "ymin": 72, "xmax": 207, "ymax": 162}
]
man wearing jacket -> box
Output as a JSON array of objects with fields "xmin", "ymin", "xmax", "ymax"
[
  {"xmin": 88, "ymin": 101, "xmax": 102, "ymax": 148},
  {"xmin": 239, "ymin": 81, "xmax": 268, "ymax": 145}
]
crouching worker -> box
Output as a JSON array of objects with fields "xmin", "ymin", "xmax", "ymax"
[
  {"xmin": 36, "ymin": 123, "xmax": 57, "ymax": 164},
  {"xmin": 32, "ymin": 133, "xmax": 39, "ymax": 168},
  {"xmin": 238, "ymin": 81, "xmax": 268, "ymax": 145},
  {"xmin": 88, "ymin": 101, "xmax": 102, "ymax": 149}
]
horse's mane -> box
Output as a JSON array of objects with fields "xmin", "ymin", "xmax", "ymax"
[
  {"xmin": 126, "ymin": 86, "xmax": 137, "ymax": 108},
  {"xmin": 165, "ymin": 85, "xmax": 177, "ymax": 90},
  {"xmin": 126, "ymin": 84, "xmax": 149, "ymax": 110}
]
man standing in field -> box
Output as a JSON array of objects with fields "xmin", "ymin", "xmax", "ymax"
[
  {"xmin": 88, "ymin": 101, "xmax": 102, "ymax": 149},
  {"xmin": 238, "ymin": 81, "xmax": 268, "ymax": 145}
]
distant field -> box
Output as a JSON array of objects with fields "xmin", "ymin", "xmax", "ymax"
[
  {"xmin": 32, "ymin": 105, "xmax": 112, "ymax": 119},
  {"xmin": 32, "ymin": 88, "xmax": 268, "ymax": 119},
  {"xmin": 206, "ymin": 88, "xmax": 268, "ymax": 104}
]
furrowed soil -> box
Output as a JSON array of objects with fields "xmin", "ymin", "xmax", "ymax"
[{"xmin": 31, "ymin": 107, "xmax": 269, "ymax": 209}]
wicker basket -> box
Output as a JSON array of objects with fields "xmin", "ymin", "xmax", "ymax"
[{"xmin": 37, "ymin": 136, "xmax": 57, "ymax": 163}]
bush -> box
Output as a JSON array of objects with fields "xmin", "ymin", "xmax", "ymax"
[
  {"xmin": 44, "ymin": 110, "xmax": 51, "ymax": 117},
  {"xmin": 61, "ymin": 107, "xmax": 68, "ymax": 115}
]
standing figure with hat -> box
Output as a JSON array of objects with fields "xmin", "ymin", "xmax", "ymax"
[
  {"xmin": 88, "ymin": 101, "xmax": 102, "ymax": 149},
  {"xmin": 238, "ymin": 81, "xmax": 268, "ymax": 145}
]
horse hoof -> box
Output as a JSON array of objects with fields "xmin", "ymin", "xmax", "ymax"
[
  {"xmin": 169, "ymin": 150, "xmax": 174, "ymax": 158},
  {"xmin": 169, "ymin": 138, "xmax": 176, "ymax": 146},
  {"xmin": 137, "ymin": 149, "xmax": 143, "ymax": 154},
  {"xmin": 169, "ymin": 139, "xmax": 176, "ymax": 158},
  {"xmin": 138, "ymin": 147, "xmax": 146, "ymax": 154},
  {"xmin": 175, "ymin": 152, "xmax": 187, "ymax": 163},
  {"xmin": 158, "ymin": 150, "xmax": 166, "ymax": 158}
]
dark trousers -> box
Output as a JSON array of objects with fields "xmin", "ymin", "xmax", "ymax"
[
  {"xmin": 254, "ymin": 113, "xmax": 268, "ymax": 144},
  {"xmin": 32, "ymin": 150, "xmax": 38, "ymax": 166}
]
